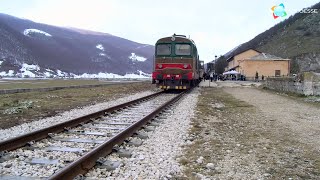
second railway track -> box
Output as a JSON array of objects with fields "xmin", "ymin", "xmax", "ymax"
[{"xmin": 0, "ymin": 89, "xmax": 192, "ymax": 179}]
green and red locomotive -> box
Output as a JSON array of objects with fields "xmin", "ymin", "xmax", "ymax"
[{"xmin": 152, "ymin": 34, "xmax": 204, "ymax": 89}]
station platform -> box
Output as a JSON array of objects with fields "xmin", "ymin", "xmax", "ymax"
[
  {"xmin": 199, "ymin": 80, "xmax": 262, "ymax": 88},
  {"xmin": 199, "ymin": 80, "xmax": 218, "ymax": 87}
]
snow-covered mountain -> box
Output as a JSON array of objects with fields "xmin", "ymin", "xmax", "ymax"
[{"xmin": 0, "ymin": 13, "xmax": 154, "ymax": 78}]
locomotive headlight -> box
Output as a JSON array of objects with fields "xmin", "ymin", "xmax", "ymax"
[
  {"xmin": 158, "ymin": 64, "xmax": 162, "ymax": 68},
  {"xmin": 183, "ymin": 64, "xmax": 188, "ymax": 68}
]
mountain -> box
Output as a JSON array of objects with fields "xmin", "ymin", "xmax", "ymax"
[
  {"xmin": 223, "ymin": 2, "xmax": 320, "ymax": 73},
  {"xmin": 0, "ymin": 13, "xmax": 155, "ymax": 78}
]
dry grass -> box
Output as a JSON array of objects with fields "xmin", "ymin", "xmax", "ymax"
[
  {"xmin": 0, "ymin": 79, "xmax": 141, "ymax": 90},
  {"xmin": 0, "ymin": 82, "xmax": 155, "ymax": 129}
]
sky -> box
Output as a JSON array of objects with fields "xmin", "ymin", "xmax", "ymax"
[{"xmin": 0, "ymin": 0, "xmax": 319, "ymax": 63}]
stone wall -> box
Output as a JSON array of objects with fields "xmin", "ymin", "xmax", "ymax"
[{"xmin": 265, "ymin": 72, "xmax": 320, "ymax": 96}]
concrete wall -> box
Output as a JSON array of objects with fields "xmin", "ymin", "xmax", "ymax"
[{"xmin": 265, "ymin": 72, "xmax": 320, "ymax": 96}]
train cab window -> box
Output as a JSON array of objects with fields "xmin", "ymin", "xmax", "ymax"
[
  {"xmin": 175, "ymin": 44, "xmax": 191, "ymax": 55},
  {"xmin": 156, "ymin": 44, "xmax": 171, "ymax": 55}
]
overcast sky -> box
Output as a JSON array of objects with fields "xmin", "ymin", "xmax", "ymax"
[{"xmin": 0, "ymin": 0, "xmax": 318, "ymax": 62}]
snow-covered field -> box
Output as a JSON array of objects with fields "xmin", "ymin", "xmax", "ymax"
[{"xmin": 0, "ymin": 62, "xmax": 151, "ymax": 79}]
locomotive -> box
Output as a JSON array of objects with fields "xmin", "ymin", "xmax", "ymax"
[{"xmin": 152, "ymin": 34, "xmax": 204, "ymax": 89}]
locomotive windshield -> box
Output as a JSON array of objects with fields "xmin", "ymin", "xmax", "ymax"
[
  {"xmin": 156, "ymin": 44, "xmax": 171, "ymax": 55},
  {"xmin": 175, "ymin": 44, "xmax": 191, "ymax": 55}
]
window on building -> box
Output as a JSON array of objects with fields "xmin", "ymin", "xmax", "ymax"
[{"xmin": 275, "ymin": 70, "xmax": 281, "ymax": 76}]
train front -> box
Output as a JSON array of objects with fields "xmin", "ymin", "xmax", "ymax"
[{"xmin": 152, "ymin": 34, "xmax": 200, "ymax": 90}]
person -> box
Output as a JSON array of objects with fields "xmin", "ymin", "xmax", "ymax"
[
  {"xmin": 210, "ymin": 72, "xmax": 213, "ymax": 82},
  {"xmin": 203, "ymin": 72, "xmax": 206, "ymax": 82},
  {"xmin": 255, "ymin": 71, "xmax": 259, "ymax": 82},
  {"xmin": 262, "ymin": 75, "xmax": 264, "ymax": 81}
]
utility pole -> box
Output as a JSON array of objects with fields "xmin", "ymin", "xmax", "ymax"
[{"xmin": 214, "ymin": 55, "xmax": 217, "ymax": 74}]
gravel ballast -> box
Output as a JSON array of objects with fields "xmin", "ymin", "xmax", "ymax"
[{"xmin": 85, "ymin": 89, "xmax": 200, "ymax": 179}]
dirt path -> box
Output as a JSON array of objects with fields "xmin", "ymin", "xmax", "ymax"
[
  {"xmin": 224, "ymin": 87, "xmax": 320, "ymax": 150},
  {"xmin": 179, "ymin": 83, "xmax": 320, "ymax": 179}
]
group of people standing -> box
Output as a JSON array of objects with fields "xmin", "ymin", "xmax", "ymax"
[{"xmin": 202, "ymin": 72, "xmax": 219, "ymax": 82}]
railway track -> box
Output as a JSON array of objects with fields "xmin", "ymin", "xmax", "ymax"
[{"xmin": 0, "ymin": 89, "xmax": 191, "ymax": 179}]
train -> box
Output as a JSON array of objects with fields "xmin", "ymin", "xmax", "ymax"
[{"xmin": 152, "ymin": 34, "xmax": 204, "ymax": 89}]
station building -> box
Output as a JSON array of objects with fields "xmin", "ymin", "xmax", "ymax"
[{"xmin": 225, "ymin": 49, "xmax": 290, "ymax": 80}]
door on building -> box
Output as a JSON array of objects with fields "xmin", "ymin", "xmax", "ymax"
[{"xmin": 275, "ymin": 70, "xmax": 281, "ymax": 77}]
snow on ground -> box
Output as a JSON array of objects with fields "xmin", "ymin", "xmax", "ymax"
[
  {"xmin": 137, "ymin": 70, "xmax": 151, "ymax": 77},
  {"xmin": 21, "ymin": 63, "xmax": 40, "ymax": 71},
  {"xmin": 96, "ymin": 44, "xmax": 105, "ymax": 51},
  {"xmin": 45, "ymin": 69, "xmax": 55, "ymax": 72},
  {"xmin": 44, "ymin": 69, "xmax": 55, "ymax": 77},
  {"xmin": 56, "ymin": 70, "xmax": 67, "ymax": 77},
  {"xmin": 23, "ymin": 29, "xmax": 52, "ymax": 37},
  {"xmin": 1, "ymin": 62, "xmax": 149, "ymax": 79},
  {"xmin": 75, "ymin": 72, "xmax": 150, "ymax": 79},
  {"xmin": 43, "ymin": 72, "xmax": 52, "ymax": 77},
  {"xmin": 0, "ymin": 70, "xmax": 15, "ymax": 77},
  {"xmin": 135, "ymin": 44, "xmax": 151, "ymax": 49},
  {"xmin": 129, "ymin": 53, "xmax": 147, "ymax": 62},
  {"xmin": 19, "ymin": 63, "xmax": 41, "ymax": 78},
  {"xmin": 123, "ymin": 73, "xmax": 150, "ymax": 78},
  {"xmin": 0, "ymin": 60, "xmax": 3, "ymax": 66}
]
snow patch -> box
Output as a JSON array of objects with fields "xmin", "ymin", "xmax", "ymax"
[
  {"xmin": 135, "ymin": 44, "xmax": 150, "ymax": 49},
  {"xmin": 99, "ymin": 53, "xmax": 106, "ymax": 56},
  {"xmin": 137, "ymin": 70, "xmax": 151, "ymax": 77},
  {"xmin": 44, "ymin": 72, "xmax": 52, "ymax": 77},
  {"xmin": 0, "ymin": 61, "xmax": 3, "ymax": 66},
  {"xmin": 75, "ymin": 72, "xmax": 150, "ymax": 79},
  {"xmin": 0, "ymin": 63, "xmax": 149, "ymax": 79},
  {"xmin": 23, "ymin": 29, "xmax": 52, "ymax": 37},
  {"xmin": 57, "ymin": 70, "xmax": 69, "ymax": 77},
  {"xmin": 21, "ymin": 63, "xmax": 40, "ymax": 71},
  {"xmin": 19, "ymin": 63, "xmax": 40, "ymax": 78},
  {"xmin": 45, "ymin": 69, "xmax": 55, "ymax": 73},
  {"xmin": 96, "ymin": 44, "xmax": 104, "ymax": 51},
  {"xmin": 0, "ymin": 70, "xmax": 15, "ymax": 77},
  {"xmin": 129, "ymin": 53, "xmax": 147, "ymax": 62}
]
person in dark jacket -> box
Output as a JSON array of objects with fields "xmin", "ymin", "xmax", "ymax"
[{"xmin": 203, "ymin": 72, "xmax": 207, "ymax": 81}]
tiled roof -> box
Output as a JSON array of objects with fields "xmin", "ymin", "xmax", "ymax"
[
  {"xmin": 248, "ymin": 53, "xmax": 288, "ymax": 60},
  {"xmin": 226, "ymin": 48, "xmax": 261, "ymax": 62}
]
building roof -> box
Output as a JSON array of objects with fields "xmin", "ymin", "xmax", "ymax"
[
  {"xmin": 226, "ymin": 48, "xmax": 261, "ymax": 62},
  {"xmin": 247, "ymin": 53, "xmax": 290, "ymax": 60}
]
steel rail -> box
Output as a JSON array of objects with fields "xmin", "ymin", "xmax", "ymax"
[
  {"xmin": 0, "ymin": 91, "xmax": 163, "ymax": 151},
  {"xmin": 49, "ymin": 89, "xmax": 190, "ymax": 180}
]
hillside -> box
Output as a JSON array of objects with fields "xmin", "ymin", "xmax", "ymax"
[
  {"xmin": 0, "ymin": 14, "xmax": 154, "ymax": 78},
  {"xmin": 225, "ymin": 2, "xmax": 320, "ymax": 73}
]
